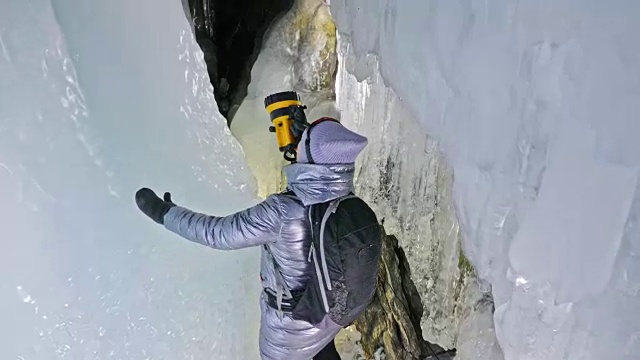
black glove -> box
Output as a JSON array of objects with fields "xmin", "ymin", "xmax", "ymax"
[{"xmin": 135, "ymin": 188, "xmax": 176, "ymax": 225}]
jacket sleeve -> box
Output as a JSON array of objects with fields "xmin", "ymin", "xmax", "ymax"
[{"xmin": 162, "ymin": 195, "xmax": 283, "ymax": 250}]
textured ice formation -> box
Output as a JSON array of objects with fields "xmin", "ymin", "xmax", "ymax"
[
  {"xmin": 335, "ymin": 35, "xmax": 501, "ymax": 359},
  {"xmin": 332, "ymin": 0, "xmax": 640, "ymax": 359},
  {"xmin": 0, "ymin": 0, "xmax": 261, "ymax": 359}
]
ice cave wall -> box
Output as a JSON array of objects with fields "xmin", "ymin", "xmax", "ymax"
[
  {"xmin": 1, "ymin": 0, "xmax": 261, "ymax": 359},
  {"xmin": 331, "ymin": 1, "xmax": 640, "ymax": 359},
  {"xmin": 335, "ymin": 35, "xmax": 501, "ymax": 360}
]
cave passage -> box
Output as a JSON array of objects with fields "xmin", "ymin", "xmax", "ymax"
[{"xmin": 186, "ymin": 0, "xmax": 294, "ymax": 122}]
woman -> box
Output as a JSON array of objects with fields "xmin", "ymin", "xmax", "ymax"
[{"xmin": 135, "ymin": 119, "xmax": 368, "ymax": 360}]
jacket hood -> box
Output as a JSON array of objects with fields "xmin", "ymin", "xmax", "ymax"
[{"xmin": 284, "ymin": 163, "xmax": 355, "ymax": 206}]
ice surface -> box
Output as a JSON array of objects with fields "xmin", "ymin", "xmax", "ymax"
[
  {"xmin": 332, "ymin": 0, "xmax": 640, "ymax": 359},
  {"xmin": 1, "ymin": 0, "xmax": 261, "ymax": 359},
  {"xmin": 510, "ymin": 120, "xmax": 636, "ymax": 303},
  {"xmin": 335, "ymin": 34, "xmax": 496, "ymax": 355}
]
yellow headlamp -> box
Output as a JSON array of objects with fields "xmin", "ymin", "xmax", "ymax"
[{"xmin": 264, "ymin": 91, "xmax": 308, "ymax": 162}]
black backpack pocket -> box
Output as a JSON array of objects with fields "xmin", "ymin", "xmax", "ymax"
[{"xmin": 272, "ymin": 196, "xmax": 382, "ymax": 327}]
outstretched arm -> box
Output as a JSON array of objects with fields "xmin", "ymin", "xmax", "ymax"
[
  {"xmin": 163, "ymin": 195, "xmax": 283, "ymax": 250},
  {"xmin": 135, "ymin": 188, "xmax": 283, "ymax": 250}
]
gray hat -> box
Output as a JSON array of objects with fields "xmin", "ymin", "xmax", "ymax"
[{"xmin": 297, "ymin": 120, "xmax": 368, "ymax": 164}]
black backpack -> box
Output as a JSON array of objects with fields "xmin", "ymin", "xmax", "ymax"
[{"xmin": 266, "ymin": 194, "xmax": 382, "ymax": 326}]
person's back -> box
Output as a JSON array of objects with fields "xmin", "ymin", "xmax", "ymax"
[{"xmin": 135, "ymin": 119, "xmax": 372, "ymax": 359}]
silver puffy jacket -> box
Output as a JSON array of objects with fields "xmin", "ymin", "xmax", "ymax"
[{"xmin": 164, "ymin": 163, "xmax": 355, "ymax": 359}]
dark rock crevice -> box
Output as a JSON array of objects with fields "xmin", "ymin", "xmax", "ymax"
[
  {"xmin": 354, "ymin": 229, "xmax": 457, "ymax": 360},
  {"xmin": 185, "ymin": 0, "xmax": 294, "ymax": 122}
]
